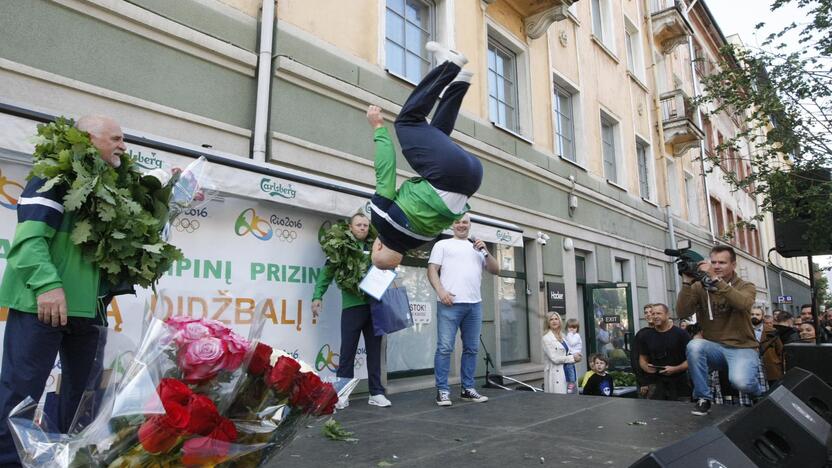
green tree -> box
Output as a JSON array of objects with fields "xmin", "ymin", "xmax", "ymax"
[{"xmin": 696, "ymin": 0, "xmax": 832, "ymax": 252}]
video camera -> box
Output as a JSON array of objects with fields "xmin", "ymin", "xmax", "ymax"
[{"xmin": 664, "ymin": 240, "xmax": 718, "ymax": 291}]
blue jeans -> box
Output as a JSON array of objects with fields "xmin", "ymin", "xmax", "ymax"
[
  {"xmin": 434, "ymin": 302, "xmax": 482, "ymax": 392},
  {"xmin": 395, "ymin": 61, "xmax": 483, "ymax": 197},
  {"xmin": 686, "ymin": 338, "xmax": 762, "ymax": 401}
]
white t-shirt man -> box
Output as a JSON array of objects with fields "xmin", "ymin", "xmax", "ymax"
[{"xmin": 428, "ymin": 238, "xmax": 487, "ymax": 304}]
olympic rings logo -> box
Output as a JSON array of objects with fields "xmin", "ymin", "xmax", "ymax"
[
  {"xmin": 353, "ymin": 355, "xmax": 365, "ymax": 370},
  {"xmin": 234, "ymin": 208, "xmax": 273, "ymax": 241},
  {"xmin": 0, "ymin": 171, "xmax": 24, "ymax": 210},
  {"xmin": 315, "ymin": 343, "xmax": 339, "ymax": 372},
  {"xmin": 276, "ymin": 229, "xmax": 298, "ymax": 242},
  {"xmin": 173, "ymin": 217, "xmax": 201, "ymax": 233}
]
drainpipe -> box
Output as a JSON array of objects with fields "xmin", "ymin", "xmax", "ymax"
[
  {"xmin": 667, "ymin": 206, "xmax": 682, "ymax": 294},
  {"xmin": 252, "ymin": 0, "xmax": 277, "ymax": 162}
]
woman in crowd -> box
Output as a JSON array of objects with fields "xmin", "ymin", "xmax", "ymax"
[{"xmin": 542, "ymin": 312, "xmax": 581, "ymax": 394}]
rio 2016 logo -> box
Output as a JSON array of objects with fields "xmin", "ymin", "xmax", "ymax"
[
  {"xmin": 315, "ymin": 343, "xmax": 339, "ymax": 372},
  {"xmin": 234, "ymin": 208, "xmax": 273, "ymax": 241},
  {"xmin": 0, "ymin": 170, "xmax": 24, "ymax": 210}
]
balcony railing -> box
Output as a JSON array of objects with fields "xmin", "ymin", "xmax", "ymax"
[
  {"xmin": 649, "ymin": 0, "xmax": 692, "ymax": 53},
  {"xmin": 660, "ymin": 89, "xmax": 704, "ymax": 156}
]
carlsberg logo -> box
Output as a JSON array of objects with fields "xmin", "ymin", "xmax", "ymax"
[
  {"xmin": 129, "ymin": 150, "xmax": 163, "ymax": 170},
  {"xmin": 260, "ymin": 178, "xmax": 297, "ymax": 199}
]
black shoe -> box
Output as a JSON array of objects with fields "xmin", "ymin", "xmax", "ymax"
[
  {"xmin": 436, "ymin": 390, "xmax": 452, "ymax": 407},
  {"xmin": 691, "ymin": 398, "xmax": 711, "ymax": 416},
  {"xmin": 460, "ymin": 388, "xmax": 488, "ymax": 403}
]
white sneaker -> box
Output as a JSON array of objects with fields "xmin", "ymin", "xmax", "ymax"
[
  {"xmin": 335, "ymin": 395, "xmax": 349, "ymax": 410},
  {"xmin": 460, "ymin": 388, "xmax": 488, "ymax": 403},
  {"xmin": 426, "ymin": 41, "xmax": 468, "ymax": 68},
  {"xmin": 368, "ymin": 394, "xmax": 392, "ymax": 407}
]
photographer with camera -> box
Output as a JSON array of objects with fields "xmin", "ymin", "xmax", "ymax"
[{"xmin": 673, "ymin": 245, "xmax": 761, "ymax": 416}]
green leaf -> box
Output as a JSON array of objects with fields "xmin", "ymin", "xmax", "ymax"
[
  {"xmin": 322, "ymin": 419, "xmax": 358, "ymax": 442},
  {"xmin": 71, "ymin": 220, "xmax": 93, "ymax": 244},
  {"xmin": 142, "ymin": 243, "xmax": 164, "ymax": 254}
]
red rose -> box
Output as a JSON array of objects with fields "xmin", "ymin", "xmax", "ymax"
[
  {"xmin": 266, "ymin": 356, "xmax": 301, "ymax": 395},
  {"xmin": 247, "ymin": 342, "xmax": 273, "ymax": 376},
  {"xmin": 209, "ymin": 417, "xmax": 238, "ymax": 443},
  {"xmin": 158, "ymin": 378, "xmax": 192, "ymax": 406},
  {"xmin": 289, "ymin": 372, "xmax": 323, "ymax": 410},
  {"xmin": 138, "ymin": 415, "xmax": 182, "ymax": 454},
  {"xmin": 181, "ymin": 437, "xmax": 232, "ymax": 467},
  {"xmin": 186, "ymin": 394, "xmax": 220, "ymax": 435},
  {"xmin": 310, "ymin": 382, "xmax": 338, "ymax": 416}
]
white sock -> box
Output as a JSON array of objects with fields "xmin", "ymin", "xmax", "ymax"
[
  {"xmin": 452, "ymin": 70, "xmax": 474, "ymax": 84},
  {"xmin": 426, "ymin": 41, "xmax": 468, "ymax": 68}
]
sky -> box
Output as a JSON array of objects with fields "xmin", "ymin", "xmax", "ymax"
[{"xmin": 706, "ymin": 1, "xmax": 832, "ymax": 289}]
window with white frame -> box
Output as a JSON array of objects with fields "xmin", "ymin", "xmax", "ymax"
[
  {"xmin": 385, "ymin": 0, "xmax": 435, "ymax": 83},
  {"xmin": 554, "ymin": 84, "xmax": 576, "ymax": 161},
  {"xmin": 487, "ymin": 37, "xmax": 519, "ymax": 132},
  {"xmin": 600, "ymin": 113, "xmax": 618, "ymax": 182},
  {"xmin": 591, "ymin": 0, "xmax": 615, "ymax": 51},
  {"xmin": 624, "ymin": 17, "xmax": 645, "ymax": 79},
  {"xmin": 684, "ymin": 171, "xmax": 700, "ymax": 224},
  {"xmin": 636, "ymin": 140, "xmax": 651, "ymax": 199}
]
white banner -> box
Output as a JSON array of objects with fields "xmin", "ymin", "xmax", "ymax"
[{"xmin": 0, "ymin": 146, "xmax": 368, "ymax": 384}]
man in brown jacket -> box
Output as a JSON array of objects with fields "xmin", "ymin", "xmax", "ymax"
[
  {"xmin": 753, "ymin": 306, "xmax": 784, "ymax": 386},
  {"xmin": 676, "ymin": 245, "xmax": 762, "ymax": 416}
]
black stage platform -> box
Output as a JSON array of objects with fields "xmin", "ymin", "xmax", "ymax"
[{"xmin": 270, "ymin": 388, "xmax": 741, "ymax": 467}]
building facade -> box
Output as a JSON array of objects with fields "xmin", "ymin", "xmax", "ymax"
[{"xmin": 0, "ymin": 0, "xmax": 809, "ymax": 393}]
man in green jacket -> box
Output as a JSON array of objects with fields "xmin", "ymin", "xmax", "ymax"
[
  {"xmin": 370, "ymin": 42, "xmax": 482, "ymax": 270},
  {"xmin": 311, "ymin": 213, "xmax": 390, "ymax": 408},
  {"xmin": 0, "ymin": 115, "xmax": 129, "ymax": 465}
]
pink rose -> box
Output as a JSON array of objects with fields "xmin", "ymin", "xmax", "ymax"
[
  {"xmin": 166, "ymin": 316, "xmax": 199, "ymax": 329},
  {"xmin": 221, "ymin": 331, "xmax": 250, "ymax": 372},
  {"xmin": 202, "ymin": 319, "xmax": 229, "ymax": 335},
  {"xmin": 178, "ymin": 337, "xmax": 227, "ymax": 383},
  {"xmin": 175, "ymin": 322, "xmax": 212, "ymax": 345}
]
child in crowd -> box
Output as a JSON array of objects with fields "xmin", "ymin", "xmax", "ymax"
[
  {"xmin": 564, "ymin": 318, "xmax": 583, "ymax": 394},
  {"xmin": 582, "ymin": 354, "xmax": 614, "ymax": 397}
]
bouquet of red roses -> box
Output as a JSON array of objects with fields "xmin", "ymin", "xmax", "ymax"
[{"xmin": 8, "ymin": 315, "xmax": 345, "ymax": 467}]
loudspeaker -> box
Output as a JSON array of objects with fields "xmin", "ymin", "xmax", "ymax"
[
  {"xmin": 773, "ymin": 168, "xmax": 832, "ymax": 258},
  {"xmin": 774, "ymin": 367, "xmax": 832, "ymax": 424},
  {"xmin": 722, "ymin": 386, "xmax": 831, "ymax": 467},
  {"xmin": 784, "ymin": 343, "xmax": 832, "ymax": 386},
  {"xmin": 629, "ymin": 426, "xmax": 755, "ymax": 468}
]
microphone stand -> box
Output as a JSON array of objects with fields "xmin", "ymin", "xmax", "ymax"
[{"xmin": 479, "ymin": 335, "xmax": 542, "ymax": 392}]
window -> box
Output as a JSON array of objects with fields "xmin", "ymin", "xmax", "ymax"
[
  {"xmin": 702, "ymin": 116, "xmax": 714, "ymax": 155},
  {"xmin": 600, "ymin": 114, "xmax": 618, "ymax": 182},
  {"xmin": 710, "ymin": 197, "xmax": 724, "ymax": 238},
  {"xmin": 554, "ymin": 84, "xmax": 576, "ymax": 161},
  {"xmin": 624, "ymin": 18, "xmax": 645, "ymax": 79},
  {"xmin": 726, "ymin": 207, "xmax": 735, "ymax": 244},
  {"xmin": 636, "ymin": 141, "xmax": 650, "ymax": 198},
  {"xmin": 684, "ymin": 172, "xmax": 699, "ymax": 224},
  {"xmin": 613, "ymin": 259, "xmax": 628, "ymax": 283},
  {"xmin": 385, "ymin": 0, "xmax": 434, "ymax": 83},
  {"xmin": 487, "ymin": 38, "xmax": 519, "ymax": 132},
  {"xmin": 497, "ymin": 244, "xmax": 529, "ymax": 364},
  {"xmin": 591, "ymin": 0, "xmax": 615, "ymax": 51}
]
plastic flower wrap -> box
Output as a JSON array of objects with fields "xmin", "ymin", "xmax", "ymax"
[{"xmin": 8, "ymin": 290, "xmax": 355, "ymax": 467}]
